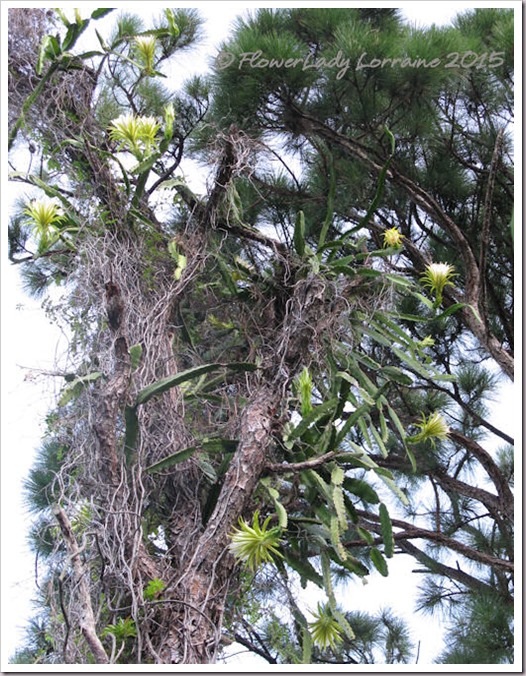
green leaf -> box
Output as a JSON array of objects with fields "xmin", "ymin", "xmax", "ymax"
[
  {"xmin": 331, "ymin": 465, "xmax": 344, "ymax": 486},
  {"xmin": 342, "ymin": 442, "xmax": 409, "ymax": 504},
  {"xmin": 144, "ymin": 577, "xmax": 166, "ymax": 601},
  {"xmin": 370, "ymin": 547, "xmax": 389, "ymax": 577},
  {"xmin": 435, "ymin": 302, "xmax": 482, "ymax": 324},
  {"xmin": 146, "ymin": 446, "xmax": 198, "ymax": 474},
  {"xmin": 131, "ymin": 151, "xmax": 161, "ymax": 176},
  {"xmin": 75, "ymin": 49, "xmax": 105, "ymax": 59},
  {"xmin": 321, "ymin": 553, "xmax": 356, "ymax": 641},
  {"xmin": 335, "ymin": 374, "xmax": 352, "ymax": 419},
  {"xmin": 95, "ymin": 28, "xmax": 108, "ymax": 50},
  {"xmin": 379, "ymin": 503, "xmax": 394, "ymax": 558},
  {"xmin": 304, "ymin": 469, "xmax": 332, "ymax": 502},
  {"xmin": 101, "ymin": 617, "xmax": 137, "ymax": 640},
  {"xmin": 370, "ymin": 425, "xmax": 388, "ymax": 458},
  {"xmin": 379, "ymin": 366, "xmax": 413, "ymax": 386},
  {"xmin": 370, "ymin": 315, "xmax": 414, "ymax": 347},
  {"xmin": 62, "ymin": 25, "xmax": 80, "ymax": 53},
  {"xmin": 378, "ymin": 473, "xmax": 409, "ymax": 506},
  {"xmin": 413, "ymin": 292, "xmax": 435, "ymax": 310},
  {"xmin": 54, "ymin": 9, "xmax": 70, "ymax": 26},
  {"xmin": 135, "ymin": 362, "xmax": 256, "ymax": 406},
  {"xmin": 356, "ymin": 526, "xmax": 375, "ymax": 545},
  {"xmin": 404, "ymin": 443, "xmax": 418, "ymax": 473},
  {"xmin": 379, "ymin": 410, "xmax": 388, "ymax": 442},
  {"xmin": 265, "ymin": 485, "xmax": 288, "ymax": 529},
  {"xmin": 129, "ymin": 344, "xmax": 143, "ymax": 371},
  {"xmin": 338, "ymin": 555, "xmax": 370, "ymax": 577},
  {"xmin": 335, "ymin": 403, "xmax": 372, "ymax": 445},
  {"xmin": 58, "ymin": 371, "xmax": 102, "ymax": 407},
  {"xmin": 321, "ymin": 551, "xmax": 336, "ymax": 604},
  {"xmin": 91, "ymin": 8, "xmax": 115, "ymax": 19},
  {"xmin": 288, "ymin": 398, "xmax": 339, "ymax": 441},
  {"xmin": 391, "ymin": 346, "xmax": 435, "ymax": 380},
  {"xmin": 198, "ymin": 457, "xmax": 217, "ymax": 483},
  {"xmin": 147, "ymin": 437, "xmax": 238, "ymax": 475},
  {"xmin": 302, "ymin": 626, "xmax": 313, "ymax": 665},
  {"xmin": 283, "ymin": 551, "xmax": 323, "ymax": 588},
  {"xmin": 386, "ymin": 406, "xmax": 405, "ymax": 439},
  {"xmin": 332, "ymin": 484, "xmax": 347, "ymax": 532},
  {"xmin": 164, "ymin": 8, "xmax": 180, "ymax": 37},
  {"xmin": 331, "ymin": 607, "xmax": 356, "ymax": 642},
  {"xmin": 330, "ymin": 516, "xmax": 347, "ymax": 561},
  {"xmin": 200, "ymin": 438, "xmax": 239, "ymax": 453},
  {"xmin": 47, "ymin": 35, "xmax": 62, "ymax": 58},
  {"xmin": 434, "ymin": 302, "xmax": 467, "ymax": 320},
  {"xmin": 343, "ymin": 477, "xmax": 380, "ymax": 504},
  {"xmin": 383, "ymin": 273, "xmax": 414, "ymax": 288},
  {"xmin": 385, "ymin": 406, "xmax": 416, "ymax": 472},
  {"xmin": 36, "ymin": 35, "xmax": 53, "ymax": 75}
]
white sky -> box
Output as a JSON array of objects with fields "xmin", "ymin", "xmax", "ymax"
[{"xmin": 1, "ymin": 2, "xmax": 520, "ymax": 668}]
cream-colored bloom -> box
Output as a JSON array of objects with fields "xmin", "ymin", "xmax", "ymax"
[
  {"xmin": 420, "ymin": 262, "xmax": 456, "ymax": 306},
  {"xmin": 134, "ymin": 35, "xmax": 157, "ymax": 75},
  {"xmin": 25, "ymin": 197, "xmax": 62, "ymax": 230},
  {"xmin": 408, "ymin": 411, "xmax": 450, "ymax": 447},
  {"xmin": 308, "ymin": 602, "xmax": 343, "ymax": 650},
  {"xmin": 382, "ymin": 226, "xmax": 404, "ymax": 249},
  {"xmin": 229, "ymin": 510, "xmax": 283, "ymax": 571},
  {"xmin": 109, "ymin": 113, "xmax": 160, "ymax": 160},
  {"xmin": 24, "ymin": 198, "xmax": 63, "ymax": 253}
]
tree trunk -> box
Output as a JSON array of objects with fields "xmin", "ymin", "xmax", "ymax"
[{"xmin": 152, "ymin": 383, "xmax": 280, "ymax": 663}]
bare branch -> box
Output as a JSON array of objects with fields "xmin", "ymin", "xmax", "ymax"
[
  {"xmin": 52, "ymin": 505, "xmax": 109, "ymax": 664},
  {"xmin": 266, "ymin": 451, "xmax": 337, "ymax": 474}
]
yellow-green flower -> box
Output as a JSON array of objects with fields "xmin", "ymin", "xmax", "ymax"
[
  {"xmin": 109, "ymin": 113, "xmax": 160, "ymax": 160},
  {"xmin": 24, "ymin": 197, "xmax": 63, "ymax": 253},
  {"xmin": 420, "ymin": 262, "xmax": 456, "ymax": 307},
  {"xmin": 418, "ymin": 335, "xmax": 435, "ymax": 349},
  {"xmin": 229, "ymin": 510, "xmax": 283, "ymax": 571},
  {"xmin": 382, "ymin": 227, "xmax": 404, "ymax": 249},
  {"xmin": 407, "ymin": 411, "xmax": 450, "ymax": 447},
  {"xmin": 308, "ymin": 602, "xmax": 343, "ymax": 650},
  {"xmin": 134, "ymin": 35, "xmax": 157, "ymax": 75},
  {"xmin": 25, "ymin": 197, "xmax": 62, "ymax": 229}
]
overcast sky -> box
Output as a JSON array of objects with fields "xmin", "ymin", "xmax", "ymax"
[{"xmin": 1, "ymin": 2, "xmax": 517, "ymax": 667}]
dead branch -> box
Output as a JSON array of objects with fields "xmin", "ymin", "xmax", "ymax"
[{"xmin": 52, "ymin": 505, "xmax": 109, "ymax": 664}]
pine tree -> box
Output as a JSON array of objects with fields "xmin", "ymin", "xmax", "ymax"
[{"xmin": 208, "ymin": 7, "xmax": 514, "ymax": 664}]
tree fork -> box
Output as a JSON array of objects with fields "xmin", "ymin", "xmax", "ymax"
[{"xmin": 157, "ymin": 382, "xmax": 281, "ymax": 663}]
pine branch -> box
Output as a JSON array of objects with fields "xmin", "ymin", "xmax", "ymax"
[
  {"xmin": 396, "ymin": 540, "xmax": 501, "ymax": 599},
  {"xmin": 290, "ymin": 108, "xmax": 514, "ymax": 380},
  {"xmin": 448, "ymin": 430, "xmax": 514, "ymax": 520},
  {"xmin": 354, "ymin": 509, "xmax": 513, "ymax": 573},
  {"xmin": 479, "ymin": 128, "xmax": 505, "ymax": 320}
]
